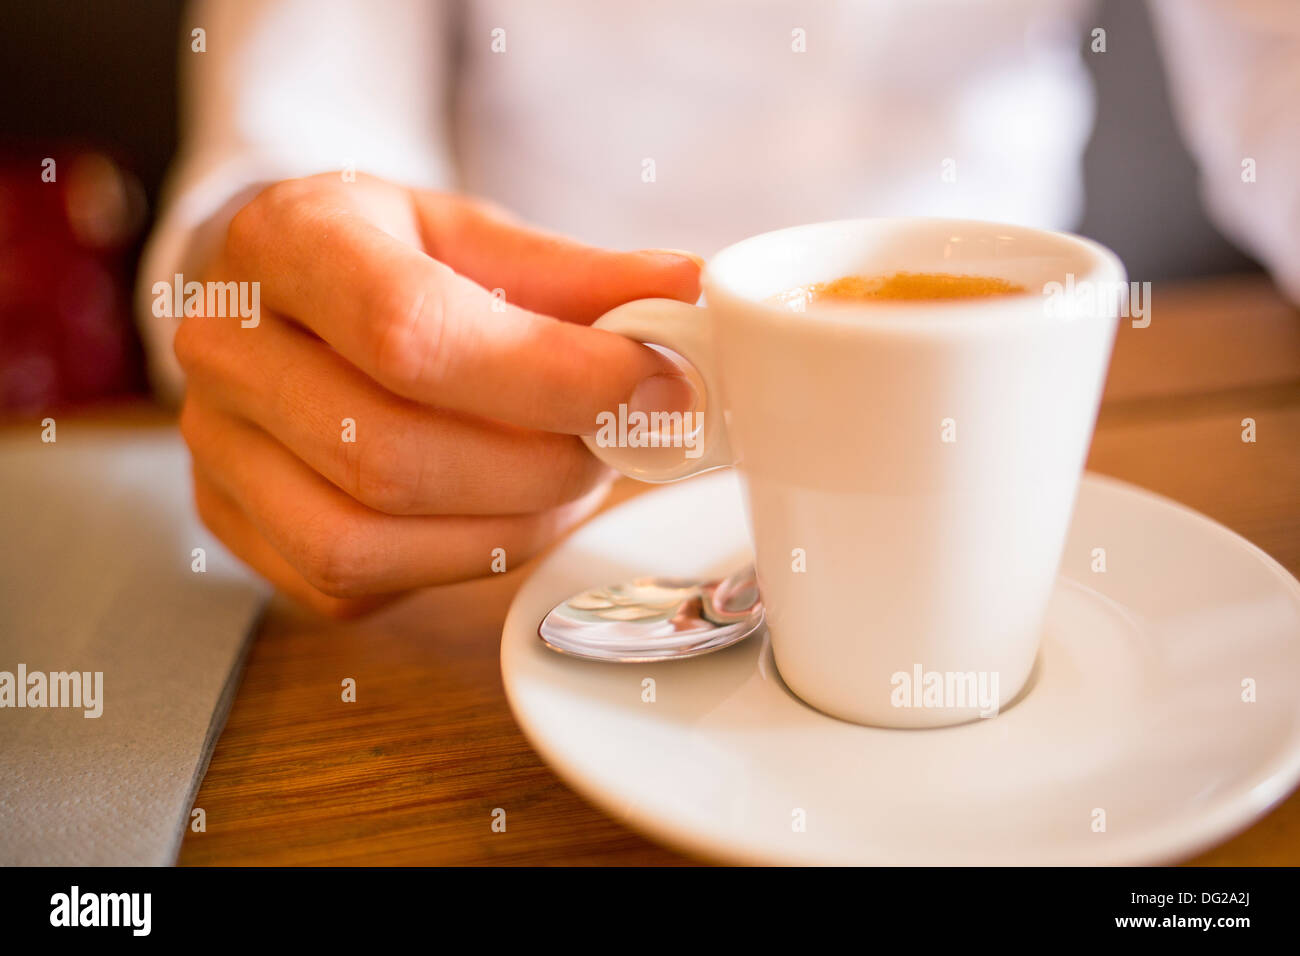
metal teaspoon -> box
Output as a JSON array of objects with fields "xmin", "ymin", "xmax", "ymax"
[{"xmin": 538, "ymin": 564, "xmax": 764, "ymax": 662}]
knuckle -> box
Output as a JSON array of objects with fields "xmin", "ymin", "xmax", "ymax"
[
  {"xmin": 256, "ymin": 176, "xmax": 313, "ymax": 210},
  {"xmin": 295, "ymin": 512, "xmax": 373, "ymax": 598},
  {"xmin": 224, "ymin": 198, "xmax": 263, "ymax": 264},
  {"xmin": 177, "ymin": 396, "xmax": 204, "ymax": 451},
  {"xmin": 189, "ymin": 474, "xmax": 241, "ymax": 559},
  {"xmin": 172, "ymin": 314, "xmax": 209, "ymax": 374},
  {"xmin": 349, "ymin": 427, "xmax": 423, "ymax": 515},
  {"xmin": 190, "ymin": 474, "xmax": 219, "ymax": 528},
  {"xmin": 225, "ymin": 178, "xmax": 314, "ymax": 260},
  {"xmin": 370, "ymin": 267, "xmax": 454, "ymax": 395}
]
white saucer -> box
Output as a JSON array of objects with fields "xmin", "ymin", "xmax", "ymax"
[{"xmin": 501, "ymin": 472, "xmax": 1300, "ymax": 865}]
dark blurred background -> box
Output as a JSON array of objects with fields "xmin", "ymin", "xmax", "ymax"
[{"xmin": 0, "ymin": 0, "xmax": 1261, "ymax": 413}]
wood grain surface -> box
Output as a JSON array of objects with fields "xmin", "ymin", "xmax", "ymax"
[{"xmin": 167, "ymin": 274, "xmax": 1299, "ymax": 866}]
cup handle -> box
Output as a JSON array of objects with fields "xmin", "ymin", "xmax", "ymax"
[{"xmin": 582, "ymin": 297, "xmax": 735, "ymax": 483}]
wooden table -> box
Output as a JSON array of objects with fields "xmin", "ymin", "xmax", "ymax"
[{"xmin": 170, "ymin": 274, "xmax": 1300, "ymax": 866}]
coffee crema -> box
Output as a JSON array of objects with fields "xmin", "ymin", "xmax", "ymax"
[{"xmin": 769, "ymin": 272, "xmax": 1027, "ymax": 310}]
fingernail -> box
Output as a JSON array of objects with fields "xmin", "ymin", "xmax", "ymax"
[
  {"xmin": 638, "ymin": 248, "xmax": 707, "ymax": 270},
  {"xmin": 628, "ymin": 373, "xmax": 697, "ymax": 416}
]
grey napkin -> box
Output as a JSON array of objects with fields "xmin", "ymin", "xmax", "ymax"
[{"xmin": 0, "ymin": 425, "xmax": 268, "ymax": 865}]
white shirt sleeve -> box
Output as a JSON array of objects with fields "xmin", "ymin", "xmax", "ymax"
[
  {"xmin": 135, "ymin": 0, "xmax": 455, "ymax": 401},
  {"xmin": 1148, "ymin": 0, "xmax": 1300, "ymax": 303}
]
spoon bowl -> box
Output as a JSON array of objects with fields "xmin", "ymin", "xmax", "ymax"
[{"xmin": 538, "ymin": 565, "xmax": 764, "ymax": 662}]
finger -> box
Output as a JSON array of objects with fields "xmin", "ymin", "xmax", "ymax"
[
  {"xmin": 412, "ymin": 190, "xmax": 702, "ymax": 324},
  {"xmin": 224, "ymin": 178, "xmax": 696, "ymax": 433},
  {"xmin": 192, "ymin": 468, "xmax": 395, "ymax": 618},
  {"xmin": 176, "ymin": 309, "xmax": 613, "ymax": 515},
  {"xmin": 180, "ymin": 397, "xmax": 608, "ymax": 597}
]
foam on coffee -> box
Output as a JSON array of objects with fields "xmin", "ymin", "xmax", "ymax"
[{"xmin": 770, "ymin": 272, "xmax": 1026, "ymax": 310}]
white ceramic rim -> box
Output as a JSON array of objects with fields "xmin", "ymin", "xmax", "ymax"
[{"xmin": 702, "ymin": 217, "xmax": 1127, "ymax": 335}]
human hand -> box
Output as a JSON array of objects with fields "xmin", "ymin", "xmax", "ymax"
[{"xmin": 175, "ymin": 173, "xmax": 700, "ymax": 616}]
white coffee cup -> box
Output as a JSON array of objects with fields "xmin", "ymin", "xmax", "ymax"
[{"xmin": 584, "ymin": 218, "xmax": 1124, "ymax": 727}]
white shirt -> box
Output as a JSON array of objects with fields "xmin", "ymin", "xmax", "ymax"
[{"xmin": 138, "ymin": 0, "xmax": 1300, "ymax": 398}]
